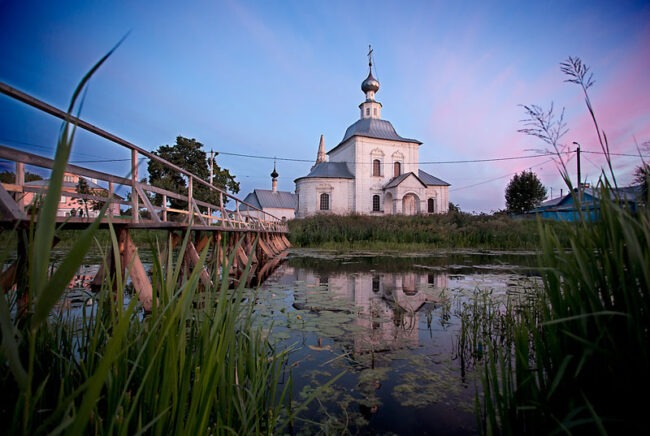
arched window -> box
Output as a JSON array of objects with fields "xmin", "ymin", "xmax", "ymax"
[
  {"xmin": 372, "ymin": 194, "xmax": 381, "ymax": 212},
  {"xmin": 372, "ymin": 159, "xmax": 381, "ymax": 176},
  {"xmin": 372, "ymin": 276, "xmax": 380, "ymax": 293},
  {"xmin": 320, "ymin": 193, "xmax": 330, "ymax": 211},
  {"xmin": 427, "ymin": 198, "xmax": 436, "ymax": 213},
  {"xmin": 394, "ymin": 161, "xmax": 401, "ymax": 177}
]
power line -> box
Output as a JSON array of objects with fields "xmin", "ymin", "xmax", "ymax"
[
  {"xmin": 450, "ymin": 158, "xmax": 557, "ymax": 192},
  {"xmin": 215, "ymin": 150, "xmax": 555, "ymax": 165}
]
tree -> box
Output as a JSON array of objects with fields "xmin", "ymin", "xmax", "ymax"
[
  {"xmin": 0, "ymin": 171, "xmax": 43, "ymax": 183},
  {"xmin": 634, "ymin": 162, "xmax": 649, "ymax": 206},
  {"xmin": 505, "ymin": 170, "xmax": 547, "ymax": 213},
  {"xmin": 147, "ymin": 136, "xmax": 239, "ymax": 211},
  {"xmin": 75, "ymin": 177, "xmax": 91, "ymax": 217}
]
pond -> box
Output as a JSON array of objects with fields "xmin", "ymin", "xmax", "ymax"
[
  {"xmin": 51, "ymin": 246, "xmax": 541, "ymax": 434},
  {"xmin": 249, "ymin": 248, "xmax": 542, "ymax": 435}
]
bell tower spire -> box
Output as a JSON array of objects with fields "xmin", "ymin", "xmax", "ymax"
[
  {"xmin": 359, "ymin": 44, "xmax": 382, "ymax": 120},
  {"xmin": 315, "ymin": 134, "xmax": 327, "ymax": 165}
]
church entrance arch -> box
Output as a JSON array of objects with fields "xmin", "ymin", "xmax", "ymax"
[
  {"xmin": 384, "ymin": 192, "xmax": 394, "ymax": 215},
  {"xmin": 402, "ymin": 193, "xmax": 419, "ymax": 215}
]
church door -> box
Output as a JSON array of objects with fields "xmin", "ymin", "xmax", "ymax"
[{"xmin": 402, "ymin": 194, "xmax": 418, "ymax": 215}]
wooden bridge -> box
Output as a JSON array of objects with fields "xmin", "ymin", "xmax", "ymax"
[{"xmin": 0, "ymin": 82, "xmax": 291, "ymax": 311}]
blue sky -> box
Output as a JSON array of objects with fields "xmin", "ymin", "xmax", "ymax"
[{"xmin": 1, "ymin": 0, "xmax": 648, "ymax": 213}]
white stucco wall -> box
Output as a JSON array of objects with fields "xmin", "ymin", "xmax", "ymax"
[{"xmin": 295, "ymin": 177, "xmax": 353, "ymax": 218}]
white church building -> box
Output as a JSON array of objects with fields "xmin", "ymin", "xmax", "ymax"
[{"xmin": 294, "ymin": 51, "xmax": 450, "ymax": 218}]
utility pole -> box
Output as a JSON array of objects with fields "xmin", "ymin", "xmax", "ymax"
[
  {"xmin": 208, "ymin": 149, "xmax": 215, "ymax": 221},
  {"xmin": 209, "ymin": 149, "xmax": 214, "ymax": 185},
  {"xmin": 573, "ymin": 142, "xmax": 582, "ymax": 203}
]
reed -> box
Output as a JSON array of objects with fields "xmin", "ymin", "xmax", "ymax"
[
  {"xmin": 0, "ymin": 54, "xmax": 293, "ymax": 435},
  {"xmin": 288, "ymin": 212, "xmax": 562, "ymax": 250},
  {"xmin": 474, "ymin": 58, "xmax": 649, "ymax": 434}
]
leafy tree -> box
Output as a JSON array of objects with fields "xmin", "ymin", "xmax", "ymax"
[
  {"xmin": 75, "ymin": 176, "xmax": 110, "ymax": 214},
  {"xmin": 0, "ymin": 171, "xmax": 43, "ymax": 183},
  {"xmin": 147, "ymin": 136, "xmax": 239, "ymax": 211},
  {"xmin": 75, "ymin": 177, "xmax": 91, "ymax": 217},
  {"xmin": 634, "ymin": 162, "xmax": 649, "ymax": 206},
  {"xmin": 505, "ymin": 170, "xmax": 547, "ymax": 213}
]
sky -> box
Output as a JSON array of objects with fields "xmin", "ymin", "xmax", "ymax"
[{"xmin": 1, "ymin": 0, "xmax": 649, "ymax": 213}]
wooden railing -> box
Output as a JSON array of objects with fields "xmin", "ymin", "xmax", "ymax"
[{"xmin": 0, "ymin": 82, "xmax": 287, "ymax": 233}]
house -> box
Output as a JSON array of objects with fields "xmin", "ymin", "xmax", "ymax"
[
  {"xmin": 530, "ymin": 185, "xmax": 641, "ymax": 221},
  {"xmin": 294, "ymin": 50, "xmax": 449, "ymax": 218},
  {"xmin": 22, "ymin": 172, "xmax": 121, "ymax": 217},
  {"xmin": 240, "ymin": 165, "xmax": 298, "ymax": 221}
]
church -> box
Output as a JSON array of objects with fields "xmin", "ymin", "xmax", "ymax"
[{"xmin": 294, "ymin": 50, "xmax": 450, "ymax": 218}]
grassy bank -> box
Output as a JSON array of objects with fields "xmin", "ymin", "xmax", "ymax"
[{"xmin": 288, "ymin": 212, "xmax": 563, "ymax": 250}]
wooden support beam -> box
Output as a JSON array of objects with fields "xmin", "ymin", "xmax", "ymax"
[
  {"xmin": 119, "ymin": 228, "xmax": 152, "ymax": 311},
  {"xmin": 257, "ymin": 236, "xmax": 275, "ymax": 259},
  {"xmin": 0, "ymin": 182, "xmax": 28, "ymax": 222},
  {"xmin": 185, "ymin": 239, "xmax": 213, "ymax": 290},
  {"xmin": 255, "ymin": 251, "xmax": 288, "ymax": 285},
  {"xmin": 212, "ymin": 232, "xmax": 222, "ymax": 282}
]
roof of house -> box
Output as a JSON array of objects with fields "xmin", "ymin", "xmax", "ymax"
[
  {"xmin": 240, "ymin": 189, "xmax": 297, "ymax": 211},
  {"xmin": 25, "ymin": 178, "xmax": 105, "ymax": 191},
  {"xmin": 294, "ymin": 162, "xmax": 355, "ymax": 182},
  {"xmin": 533, "ymin": 185, "xmax": 642, "ymax": 212}
]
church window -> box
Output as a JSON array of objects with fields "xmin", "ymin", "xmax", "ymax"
[
  {"xmin": 372, "ymin": 159, "xmax": 381, "ymax": 176},
  {"xmin": 427, "ymin": 198, "xmax": 436, "ymax": 213},
  {"xmin": 320, "ymin": 193, "xmax": 330, "ymax": 211},
  {"xmin": 372, "ymin": 195, "xmax": 380, "ymax": 212},
  {"xmin": 372, "ymin": 276, "xmax": 380, "ymax": 292},
  {"xmin": 394, "ymin": 161, "xmax": 401, "ymax": 177},
  {"xmin": 373, "ymin": 108, "xmax": 377, "ymax": 116},
  {"xmin": 366, "ymin": 108, "xmax": 370, "ymax": 116}
]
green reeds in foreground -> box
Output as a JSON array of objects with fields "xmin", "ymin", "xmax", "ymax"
[
  {"xmin": 478, "ymin": 184, "xmax": 649, "ymax": 435},
  {"xmin": 0, "ymin": 53, "xmax": 292, "ymax": 435},
  {"xmin": 476, "ymin": 58, "xmax": 650, "ymax": 434}
]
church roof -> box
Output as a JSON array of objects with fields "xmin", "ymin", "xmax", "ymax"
[
  {"xmin": 331, "ymin": 118, "xmax": 422, "ymax": 153},
  {"xmin": 240, "ymin": 189, "xmax": 297, "ymax": 211},
  {"xmin": 294, "ymin": 162, "xmax": 354, "ymax": 182},
  {"xmin": 384, "ymin": 172, "xmax": 427, "ymax": 189},
  {"xmin": 418, "ymin": 169, "xmax": 450, "ymax": 186},
  {"xmin": 383, "ymin": 170, "xmax": 450, "ymax": 190}
]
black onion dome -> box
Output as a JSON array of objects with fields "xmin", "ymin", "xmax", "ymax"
[{"xmin": 361, "ymin": 71, "xmax": 380, "ymax": 93}]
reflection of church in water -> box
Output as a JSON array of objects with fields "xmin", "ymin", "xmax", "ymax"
[{"xmin": 294, "ymin": 268, "xmax": 449, "ymax": 357}]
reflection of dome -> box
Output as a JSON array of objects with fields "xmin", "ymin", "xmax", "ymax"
[
  {"xmin": 403, "ymin": 287, "xmax": 418, "ymax": 296},
  {"xmin": 361, "ymin": 72, "xmax": 380, "ymax": 93}
]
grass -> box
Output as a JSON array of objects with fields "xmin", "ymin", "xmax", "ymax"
[
  {"xmin": 288, "ymin": 211, "xmax": 565, "ymax": 250},
  {"xmin": 0, "ymin": 52, "xmax": 295, "ymax": 435}
]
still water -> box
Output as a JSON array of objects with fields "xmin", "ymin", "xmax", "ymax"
[
  {"xmin": 251, "ymin": 248, "xmax": 541, "ymax": 435},
  {"xmin": 56, "ymin": 247, "xmax": 540, "ymax": 435}
]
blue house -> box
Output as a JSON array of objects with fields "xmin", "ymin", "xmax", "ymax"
[{"xmin": 530, "ymin": 186, "xmax": 641, "ymax": 222}]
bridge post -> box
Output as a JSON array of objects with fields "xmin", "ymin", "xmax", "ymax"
[
  {"xmin": 15, "ymin": 162, "xmax": 25, "ymax": 211},
  {"xmin": 131, "ymin": 150, "xmax": 139, "ymax": 223}
]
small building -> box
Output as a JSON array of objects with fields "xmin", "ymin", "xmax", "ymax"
[
  {"xmin": 294, "ymin": 49, "xmax": 450, "ymax": 218},
  {"xmin": 240, "ymin": 165, "xmax": 298, "ymax": 221},
  {"xmin": 22, "ymin": 172, "xmax": 121, "ymax": 217},
  {"xmin": 530, "ymin": 186, "xmax": 641, "ymax": 221}
]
